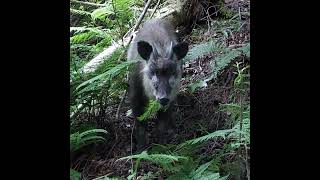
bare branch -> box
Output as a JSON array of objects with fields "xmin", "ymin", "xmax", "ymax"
[
  {"xmin": 132, "ymin": 0, "xmax": 153, "ymax": 33},
  {"xmin": 149, "ymin": 0, "xmax": 161, "ymax": 20}
]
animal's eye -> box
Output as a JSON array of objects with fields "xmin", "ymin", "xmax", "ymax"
[{"xmin": 155, "ymin": 70, "xmax": 160, "ymax": 76}]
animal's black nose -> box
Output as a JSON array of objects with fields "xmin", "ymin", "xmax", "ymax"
[{"xmin": 159, "ymin": 98, "xmax": 169, "ymax": 106}]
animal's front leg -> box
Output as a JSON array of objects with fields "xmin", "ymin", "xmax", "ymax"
[
  {"xmin": 156, "ymin": 106, "xmax": 174, "ymax": 144},
  {"xmin": 135, "ymin": 120, "xmax": 148, "ymax": 151}
]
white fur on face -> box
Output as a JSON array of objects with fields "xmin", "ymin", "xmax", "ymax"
[
  {"xmin": 140, "ymin": 60, "xmax": 149, "ymax": 74},
  {"xmin": 142, "ymin": 73, "xmax": 156, "ymax": 99},
  {"xmin": 141, "ymin": 61, "xmax": 156, "ymax": 99},
  {"xmin": 168, "ymin": 74, "xmax": 181, "ymax": 101},
  {"xmin": 141, "ymin": 61, "xmax": 182, "ymax": 102},
  {"xmin": 151, "ymin": 75, "xmax": 158, "ymax": 83}
]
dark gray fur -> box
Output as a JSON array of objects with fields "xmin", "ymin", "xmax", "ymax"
[{"xmin": 127, "ymin": 19, "xmax": 188, "ymax": 151}]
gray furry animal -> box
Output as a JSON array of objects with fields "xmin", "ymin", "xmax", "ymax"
[{"xmin": 127, "ymin": 19, "xmax": 188, "ymax": 151}]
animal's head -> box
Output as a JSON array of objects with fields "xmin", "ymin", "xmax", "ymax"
[{"xmin": 138, "ymin": 40, "xmax": 188, "ymax": 106}]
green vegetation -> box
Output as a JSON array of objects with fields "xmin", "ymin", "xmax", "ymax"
[{"xmin": 70, "ymin": 0, "xmax": 250, "ymax": 179}]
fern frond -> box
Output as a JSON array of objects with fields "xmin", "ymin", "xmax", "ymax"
[
  {"xmin": 79, "ymin": 129, "xmax": 108, "ymax": 137},
  {"xmin": 167, "ymin": 159, "xmax": 228, "ymax": 180},
  {"xmin": 200, "ymin": 43, "xmax": 249, "ymax": 83},
  {"xmin": 206, "ymin": 48, "xmax": 242, "ymax": 82},
  {"xmin": 183, "ymin": 41, "xmax": 225, "ymax": 63},
  {"xmin": 75, "ymin": 60, "xmax": 138, "ymax": 94},
  {"xmin": 91, "ymin": 0, "xmax": 133, "ymax": 26},
  {"xmin": 191, "ymin": 160, "xmax": 212, "ymax": 179},
  {"xmin": 138, "ymin": 100, "xmax": 162, "ymax": 121},
  {"xmin": 184, "ymin": 128, "xmax": 234, "ymax": 145},
  {"xmin": 91, "ymin": 6, "xmax": 114, "ymax": 21},
  {"xmin": 70, "ymin": 168, "xmax": 81, "ymax": 180},
  {"xmin": 185, "ymin": 42, "xmax": 249, "ymax": 92},
  {"xmin": 118, "ymin": 151, "xmax": 187, "ymax": 165},
  {"xmin": 70, "ymin": 128, "xmax": 108, "ymax": 151}
]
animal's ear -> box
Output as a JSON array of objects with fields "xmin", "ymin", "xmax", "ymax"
[
  {"xmin": 137, "ymin": 41, "xmax": 153, "ymax": 60},
  {"xmin": 173, "ymin": 42, "xmax": 188, "ymax": 60}
]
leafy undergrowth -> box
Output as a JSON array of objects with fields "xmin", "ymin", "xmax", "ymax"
[{"xmin": 70, "ymin": 0, "xmax": 250, "ymax": 179}]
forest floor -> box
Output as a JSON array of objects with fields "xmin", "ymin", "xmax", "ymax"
[{"xmin": 71, "ymin": 0, "xmax": 250, "ymax": 179}]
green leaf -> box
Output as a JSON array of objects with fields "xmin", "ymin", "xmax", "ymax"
[
  {"xmin": 70, "ymin": 129, "xmax": 108, "ymax": 151},
  {"xmin": 118, "ymin": 151, "xmax": 187, "ymax": 166},
  {"xmin": 185, "ymin": 129, "xmax": 234, "ymax": 145},
  {"xmin": 137, "ymin": 100, "xmax": 162, "ymax": 121},
  {"xmin": 76, "ymin": 60, "xmax": 138, "ymax": 92},
  {"xmin": 184, "ymin": 41, "xmax": 225, "ymax": 63},
  {"xmin": 191, "ymin": 161, "xmax": 212, "ymax": 179},
  {"xmin": 91, "ymin": 7, "xmax": 114, "ymax": 21},
  {"xmin": 79, "ymin": 129, "xmax": 108, "ymax": 138},
  {"xmin": 70, "ymin": 168, "xmax": 81, "ymax": 180}
]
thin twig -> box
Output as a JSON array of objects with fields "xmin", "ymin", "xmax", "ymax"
[
  {"xmin": 115, "ymin": 90, "xmax": 127, "ymax": 119},
  {"xmin": 70, "ymin": 0, "xmax": 106, "ymax": 7},
  {"xmin": 149, "ymin": 0, "xmax": 161, "ymax": 20},
  {"xmin": 82, "ymin": 0, "xmax": 152, "ymax": 73},
  {"xmin": 132, "ymin": 0, "xmax": 153, "ymax": 33}
]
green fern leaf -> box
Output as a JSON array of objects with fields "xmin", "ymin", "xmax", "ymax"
[
  {"xmin": 70, "ymin": 128, "xmax": 108, "ymax": 151},
  {"xmin": 138, "ymin": 100, "xmax": 162, "ymax": 121},
  {"xmin": 185, "ymin": 129, "xmax": 234, "ymax": 145},
  {"xmin": 184, "ymin": 41, "xmax": 224, "ymax": 63},
  {"xmin": 75, "ymin": 60, "xmax": 138, "ymax": 93},
  {"xmin": 118, "ymin": 151, "xmax": 187, "ymax": 166},
  {"xmin": 79, "ymin": 129, "xmax": 108, "ymax": 137},
  {"xmin": 70, "ymin": 168, "xmax": 81, "ymax": 180}
]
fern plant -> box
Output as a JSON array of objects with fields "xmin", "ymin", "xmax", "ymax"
[
  {"xmin": 166, "ymin": 159, "xmax": 228, "ymax": 180},
  {"xmin": 75, "ymin": 59, "xmax": 138, "ymax": 94},
  {"xmin": 184, "ymin": 128, "xmax": 235, "ymax": 146},
  {"xmin": 183, "ymin": 40, "xmax": 224, "ymax": 63},
  {"xmin": 70, "ymin": 46, "xmax": 130, "ymax": 120},
  {"xmin": 184, "ymin": 40, "xmax": 250, "ymax": 92},
  {"xmin": 118, "ymin": 151, "xmax": 188, "ymax": 179},
  {"xmin": 206, "ymin": 43, "xmax": 250, "ymax": 82},
  {"xmin": 137, "ymin": 100, "xmax": 162, "ymax": 121},
  {"xmin": 118, "ymin": 150, "xmax": 188, "ymax": 167},
  {"xmin": 70, "ymin": 129, "xmax": 108, "ymax": 151},
  {"xmin": 70, "ymin": 168, "xmax": 81, "ymax": 180},
  {"xmin": 91, "ymin": 0, "xmax": 134, "ymax": 34}
]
